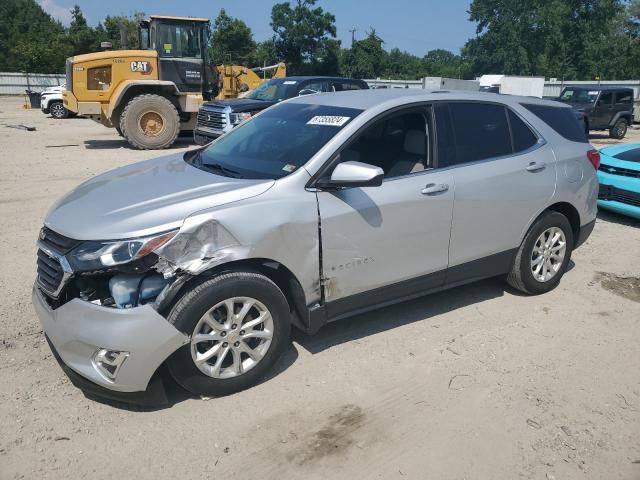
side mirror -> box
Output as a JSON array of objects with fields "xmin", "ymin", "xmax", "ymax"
[{"xmin": 322, "ymin": 161, "xmax": 384, "ymax": 188}]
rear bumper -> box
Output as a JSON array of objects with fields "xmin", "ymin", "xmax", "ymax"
[
  {"xmin": 32, "ymin": 285, "xmax": 187, "ymax": 393},
  {"xmin": 575, "ymin": 218, "xmax": 596, "ymax": 248}
]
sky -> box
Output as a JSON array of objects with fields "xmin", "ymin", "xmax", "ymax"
[{"xmin": 37, "ymin": 0, "xmax": 477, "ymax": 56}]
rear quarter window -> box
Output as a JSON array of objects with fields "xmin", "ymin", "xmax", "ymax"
[{"xmin": 521, "ymin": 104, "xmax": 587, "ymax": 143}]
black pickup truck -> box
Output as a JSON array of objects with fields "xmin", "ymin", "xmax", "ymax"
[
  {"xmin": 557, "ymin": 86, "xmax": 635, "ymax": 139},
  {"xmin": 194, "ymin": 76, "xmax": 369, "ymax": 145}
]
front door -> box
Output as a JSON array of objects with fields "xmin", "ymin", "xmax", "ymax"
[
  {"xmin": 154, "ymin": 22, "xmax": 204, "ymax": 92},
  {"xmin": 316, "ymin": 106, "xmax": 454, "ymax": 319},
  {"xmin": 591, "ymin": 91, "xmax": 614, "ymax": 129}
]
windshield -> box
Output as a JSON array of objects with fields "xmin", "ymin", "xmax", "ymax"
[
  {"xmin": 559, "ymin": 88, "xmax": 598, "ymax": 104},
  {"xmin": 187, "ymin": 103, "xmax": 363, "ymax": 180},
  {"xmin": 245, "ymin": 79, "xmax": 295, "ymax": 102}
]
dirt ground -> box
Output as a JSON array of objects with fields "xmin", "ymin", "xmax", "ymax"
[{"xmin": 0, "ymin": 95, "xmax": 639, "ymax": 480}]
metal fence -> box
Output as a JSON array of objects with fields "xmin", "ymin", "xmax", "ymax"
[{"xmin": 0, "ymin": 72, "xmax": 65, "ymax": 95}]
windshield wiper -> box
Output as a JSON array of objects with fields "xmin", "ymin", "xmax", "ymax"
[{"xmin": 201, "ymin": 161, "xmax": 241, "ymax": 178}]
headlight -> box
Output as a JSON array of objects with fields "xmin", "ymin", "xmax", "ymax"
[
  {"xmin": 67, "ymin": 230, "xmax": 178, "ymax": 272},
  {"xmin": 230, "ymin": 112, "xmax": 252, "ymax": 125}
]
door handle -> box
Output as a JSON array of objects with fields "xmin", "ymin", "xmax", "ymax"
[
  {"xmin": 526, "ymin": 161, "xmax": 546, "ymax": 172},
  {"xmin": 421, "ymin": 183, "xmax": 449, "ymax": 195}
]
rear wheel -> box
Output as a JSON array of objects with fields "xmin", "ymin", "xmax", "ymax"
[
  {"xmin": 119, "ymin": 94, "xmax": 180, "ymax": 149},
  {"xmin": 49, "ymin": 101, "xmax": 68, "ymax": 119},
  {"xmin": 166, "ymin": 272, "xmax": 291, "ymax": 396},
  {"xmin": 609, "ymin": 118, "xmax": 628, "ymax": 139},
  {"xmin": 506, "ymin": 211, "xmax": 573, "ymax": 295}
]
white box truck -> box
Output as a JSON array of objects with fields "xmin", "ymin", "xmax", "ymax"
[
  {"xmin": 423, "ymin": 77, "xmax": 480, "ymax": 91},
  {"xmin": 479, "ymin": 75, "xmax": 545, "ymax": 97}
]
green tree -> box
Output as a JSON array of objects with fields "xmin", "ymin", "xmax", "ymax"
[
  {"xmin": 270, "ymin": 0, "xmax": 338, "ymax": 74},
  {"xmin": 101, "ymin": 12, "xmax": 145, "ymax": 49},
  {"xmin": 0, "ymin": 0, "xmax": 67, "ymax": 72},
  {"xmin": 252, "ymin": 40, "xmax": 279, "ymax": 67},
  {"xmin": 462, "ymin": 0, "xmax": 634, "ymax": 79},
  {"xmin": 340, "ymin": 29, "xmax": 386, "ymax": 78},
  {"xmin": 67, "ymin": 5, "xmax": 98, "ymax": 55},
  {"xmin": 210, "ymin": 9, "xmax": 256, "ymax": 64}
]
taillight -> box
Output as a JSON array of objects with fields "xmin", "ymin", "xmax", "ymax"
[{"xmin": 587, "ymin": 149, "xmax": 600, "ymax": 170}]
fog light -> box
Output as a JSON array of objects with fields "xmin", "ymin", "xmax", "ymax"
[{"xmin": 92, "ymin": 348, "xmax": 129, "ymax": 381}]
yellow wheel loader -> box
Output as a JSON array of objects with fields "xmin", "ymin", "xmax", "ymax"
[{"xmin": 64, "ymin": 16, "xmax": 217, "ymax": 150}]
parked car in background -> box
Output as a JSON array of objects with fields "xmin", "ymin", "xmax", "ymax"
[
  {"xmin": 193, "ymin": 76, "xmax": 369, "ymax": 144},
  {"xmin": 597, "ymin": 144, "xmax": 640, "ymax": 219},
  {"xmin": 557, "ymin": 86, "xmax": 634, "ymax": 139},
  {"xmin": 33, "ymin": 90, "xmax": 597, "ymax": 403},
  {"xmin": 40, "ymin": 85, "xmax": 75, "ymax": 119}
]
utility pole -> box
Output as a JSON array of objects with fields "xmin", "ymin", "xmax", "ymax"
[{"xmin": 349, "ymin": 28, "xmax": 356, "ymax": 46}]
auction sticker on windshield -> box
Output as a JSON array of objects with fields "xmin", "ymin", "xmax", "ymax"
[{"xmin": 307, "ymin": 116, "xmax": 351, "ymax": 127}]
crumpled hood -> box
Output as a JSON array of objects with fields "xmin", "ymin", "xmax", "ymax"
[{"xmin": 44, "ymin": 153, "xmax": 274, "ymax": 240}]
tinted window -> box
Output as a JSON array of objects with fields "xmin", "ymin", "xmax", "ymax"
[
  {"xmin": 337, "ymin": 108, "xmax": 433, "ymax": 179},
  {"xmin": 522, "ymin": 104, "xmax": 587, "ymax": 143},
  {"xmin": 615, "ymin": 91, "xmax": 633, "ymax": 104},
  {"xmin": 508, "ymin": 110, "xmax": 538, "ymax": 152},
  {"xmin": 192, "ymin": 103, "xmax": 362, "ymax": 180},
  {"xmin": 598, "ymin": 91, "xmax": 613, "ymax": 105},
  {"xmin": 301, "ymin": 81, "xmax": 330, "ymax": 93},
  {"xmin": 448, "ymin": 103, "xmax": 511, "ymax": 165},
  {"xmin": 333, "ymin": 81, "xmax": 365, "ymax": 91},
  {"xmin": 559, "ymin": 88, "xmax": 597, "ymax": 104}
]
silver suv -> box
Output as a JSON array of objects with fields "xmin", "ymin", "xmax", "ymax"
[{"xmin": 33, "ymin": 90, "xmax": 598, "ymax": 403}]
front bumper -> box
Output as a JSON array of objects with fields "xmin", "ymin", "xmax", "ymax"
[
  {"xmin": 32, "ymin": 285, "xmax": 187, "ymax": 393},
  {"xmin": 597, "ymin": 168, "xmax": 640, "ymax": 220},
  {"xmin": 193, "ymin": 128, "xmax": 221, "ymax": 145}
]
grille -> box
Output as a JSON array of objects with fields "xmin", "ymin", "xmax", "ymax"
[
  {"xmin": 40, "ymin": 227, "xmax": 80, "ymax": 253},
  {"xmin": 37, "ymin": 249, "xmax": 64, "ymax": 294},
  {"xmin": 599, "ymin": 164, "xmax": 640, "ymax": 179},
  {"xmin": 197, "ymin": 108, "xmax": 227, "ymax": 131},
  {"xmin": 599, "ymin": 184, "xmax": 640, "ymax": 207},
  {"xmin": 36, "ymin": 227, "xmax": 79, "ymax": 297}
]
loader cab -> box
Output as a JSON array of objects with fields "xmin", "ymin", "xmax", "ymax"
[{"xmin": 138, "ymin": 16, "xmax": 212, "ymax": 95}]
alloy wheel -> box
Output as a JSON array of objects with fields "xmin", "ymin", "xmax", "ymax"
[
  {"xmin": 51, "ymin": 103, "xmax": 66, "ymax": 118},
  {"xmin": 190, "ymin": 297, "xmax": 274, "ymax": 379},
  {"xmin": 530, "ymin": 227, "xmax": 566, "ymax": 282}
]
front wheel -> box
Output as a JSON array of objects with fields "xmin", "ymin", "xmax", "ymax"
[
  {"xmin": 609, "ymin": 118, "xmax": 628, "ymax": 139},
  {"xmin": 49, "ymin": 101, "xmax": 68, "ymax": 119},
  {"xmin": 166, "ymin": 272, "xmax": 291, "ymax": 396},
  {"xmin": 506, "ymin": 211, "xmax": 574, "ymax": 295},
  {"xmin": 119, "ymin": 94, "xmax": 180, "ymax": 149}
]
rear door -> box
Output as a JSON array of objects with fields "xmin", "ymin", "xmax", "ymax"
[
  {"xmin": 435, "ymin": 102, "xmax": 557, "ymax": 283},
  {"xmin": 614, "ymin": 90, "xmax": 634, "ymax": 118}
]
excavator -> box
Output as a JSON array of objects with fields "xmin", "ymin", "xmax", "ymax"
[{"xmin": 63, "ymin": 15, "xmax": 285, "ymax": 149}]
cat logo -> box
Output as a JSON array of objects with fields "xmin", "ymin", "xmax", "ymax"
[{"xmin": 130, "ymin": 61, "xmax": 153, "ymax": 75}]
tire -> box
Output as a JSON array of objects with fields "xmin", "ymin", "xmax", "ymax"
[
  {"xmin": 609, "ymin": 118, "xmax": 628, "ymax": 139},
  {"xmin": 115, "ymin": 126, "xmax": 124, "ymax": 137},
  {"xmin": 165, "ymin": 272, "xmax": 291, "ymax": 396},
  {"xmin": 49, "ymin": 101, "xmax": 68, "ymax": 119},
  {"xmin": 119, "ymin": 94, "xmax": 180, "ymax": 150},
  {"xmin": 506, "ymin": 211, "xmax": 574, "ymax": 295}
]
